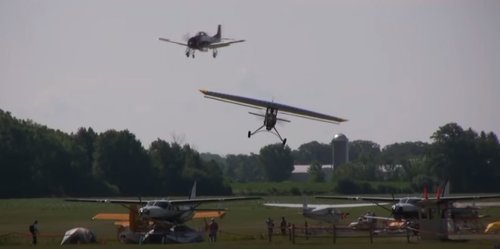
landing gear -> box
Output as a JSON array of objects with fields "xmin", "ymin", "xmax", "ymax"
[
  {"xmin": 212, "ymin": 49, "xmax": 218, "ymax": 58},
  {"xmin": 247, "ymin": 124, "xmax": 287, "ymax": 146},
  {"xmin": 185, "ymin": 48, "xmax": 195, "ymax": 58}
]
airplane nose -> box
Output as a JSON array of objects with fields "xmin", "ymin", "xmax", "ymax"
[{"xmin": 139, "ymin": 208, "xmax": 150, "ymax": 216}]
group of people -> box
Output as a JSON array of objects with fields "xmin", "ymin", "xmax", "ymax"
[{"xmin": 265, "ymin": 217, "xmax": 289, "ymax": 241}]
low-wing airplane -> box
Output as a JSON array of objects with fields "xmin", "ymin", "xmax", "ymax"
[
  {"xmin": 66, "ymin": 182, "xmax": 260, "ymax": 225},
  {"xmin": 158, "ymin": 25, "xmax": 245, "ymax": 58},
  {"xmin": 200, "ymin": 89, "xmax": 348, "ymax": 145},
  {"xmin": 264, "ymin": 201, "xmax": 387, "ymax": 224}
]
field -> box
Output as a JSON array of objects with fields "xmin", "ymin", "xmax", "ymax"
[{"xmin": 1, "ymin": 197, "xmax": 499, "ymax": 249}]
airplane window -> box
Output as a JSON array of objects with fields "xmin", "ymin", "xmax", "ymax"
[{"xmin": 156, "ymin": 201, "xmax": 168, "ymax": 209}]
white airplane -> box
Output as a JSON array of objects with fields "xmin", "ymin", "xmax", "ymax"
[
  {"xmin": 66, "ymin": 182, "xmax": 260, "ymax": 224},
  {"xmin": 200, "ymin": 89, "xmax": 347, "ymax": 145},
  {"xmin": 316, "ymin": 182, "xmax": 500, "ymax": 220},
  {"xmin": 159, "ymin": 25, "xmax": 245, "ymax": 58},
  {"xmin": 264, "ymin": 201, "xmax": 387, "ymax": 224}
]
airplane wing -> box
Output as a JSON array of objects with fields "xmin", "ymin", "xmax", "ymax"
[
  {"xmin": 168, "ymin": 196, "xmax": 261, "ymax": 205},
  {"xmin": 207, "ymin": 40, "xmax": 245, "ymax": 48},
  {"xmin": 418, "ymin": 195, "xmax": 500, "ymax": 206},
  {"xmin": 158, "ymin": 37, "xmax": 188, "ymax": 47},
  {"xmin": 65, "ymin": 198, "xmax": 146, "ymax": 205},
  {"xmin": 200, "ymin": 90, "xmax": 347, "ymax": 124},
  {"xmin": 315, "ymin": 196, "xmax": 399, "ymax": 202},
  {"xmin": 66, "ymin": 196, "xmax": 260, "ymax": 205},
  {"xmin": 264, "ymin": 202, "xmax": 388, "ymax": 211}
]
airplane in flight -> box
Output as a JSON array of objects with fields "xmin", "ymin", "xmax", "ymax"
[
  {"xmin": 158, "ymin": 25, "xmax": 245, "ymax": 58},
  {"xmin": 66, "ymin": 182, "xmax": 260, "ymax": 225},
  {"xmin": 264, "ymin": 201, "xmax": 386, "ymax": 224},
  {"xmin": 199, "ymin": 89, "xmax": 348, "ymax": 145}
]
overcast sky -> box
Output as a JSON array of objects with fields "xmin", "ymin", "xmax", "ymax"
[{"xmin": 1, "ymin": 0, "xmax": 499, "ymax": 155}]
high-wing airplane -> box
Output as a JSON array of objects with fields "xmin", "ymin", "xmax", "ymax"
[
  {"xmin": 315, "ymin": 182, "xmax": 500, "ymax": 220},
  {"xmin": 264, "ymin": 201, "xmax": 387, "ymax": 224},
  {"xmin": 66, "ymin": 182, "xmax": 260, "ymax": 225},
  {"xmin": 158, "ymin": 25, "xmax": 245, "ymax": 58},
  {"xmin": 200, "ymin": 89, "xmax": 348, "ymax": 145}
]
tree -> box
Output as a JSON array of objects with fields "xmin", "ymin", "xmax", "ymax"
[
  {"xmin": 347, "ymin": 140, "xmax": 381, "ymax": 163},
  {"xmin": 293, "ymin": 141, "xmax": 331, "ymax": 164},
  {"xmin": 308, "ymin": 161, "xmax": 325, "ymax": 182},
  {"xmin": 92, "ymin": 130, "xmax": 153, "ymax": 195},
  {"xmin": 259, "ymin": 144, "xmax": 294, "ymax": 182}
]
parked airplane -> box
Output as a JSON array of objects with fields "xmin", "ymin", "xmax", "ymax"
[
  {"xmin": 200, "ymin": 89, "xmax": 348, "ymax": 145},
  {"xmin": 264, "ymin": 201, "xmax": 387, "ymax": 224},
  {"xmin": 316, "ymin": 182, "xmax": 500, "ymax": 220},
  {"xmin": 66, "ymin": 182, "xmax": 260, "ymax": 224},
  {"xmin": 158, "ymin": 25, "xmax": 245, "ymax": 58}
]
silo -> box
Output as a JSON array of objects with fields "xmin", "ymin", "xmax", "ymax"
[{"xmin": 332, "ymin": 133, "xmax": 349, "ymax": 170}]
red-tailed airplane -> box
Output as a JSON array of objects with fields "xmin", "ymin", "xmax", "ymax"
[
  {"xmin": 199, "ymin": 89, "xmax": 347, "ymax": 145},
  {"xmin": 159, "ymin": 25, "xmax": 245, "ymax": 58},
  {"xmin": 315, "ymin": 182, "xmax": 500, "ymax": 220}
]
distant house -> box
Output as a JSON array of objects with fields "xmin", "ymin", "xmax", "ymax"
[{"xmin": 289, "ymin": 164, "xmax": 333, "ymax": 182}]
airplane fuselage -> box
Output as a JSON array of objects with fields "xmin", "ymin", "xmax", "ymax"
[
  {"xmin": 187, "ymin": 32, "xmax": 220, "ymax": 51},
  {"xmin": 264, "ymin": 107, "xmax": 278, "ymax": 130},
  {"xmin": 391, "ymin": 197, "xmax": 421, "ymax": 219},
  {"xmin": 139, "ymin": 200, "xmax": 196, "ymax": 224},
  {"xmin": 302, "ymin": 207, "xmax": 345, "ymax": 224}
]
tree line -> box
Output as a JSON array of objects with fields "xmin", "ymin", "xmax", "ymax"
[{"xmin": 1, "ymin": 109, "xmax": 499, "ymax": 197}]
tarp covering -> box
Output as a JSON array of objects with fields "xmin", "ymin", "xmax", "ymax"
[{"xmin": 61, "ymin": 227, "xmax": 97, "ymax": 245}]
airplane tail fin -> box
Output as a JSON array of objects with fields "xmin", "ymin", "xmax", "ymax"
[
  {"xmin": 302, "ymin": 196, "xmax": 308, "ymax": 210},
  {"xmin": 214, "ymin": 24, "xmax": 221, "ymax": 40},
  {"xmin": 443, "ymin": 180, "xmax": 450, "ymax": 197},
  {"xmin": 189, "ymin": 181, "xmax": 197, "ymax": 199}
]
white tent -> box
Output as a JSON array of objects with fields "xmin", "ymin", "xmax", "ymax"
[{"xmin": 61, "ymin": 227, "xmax": 96, "ymax": 245}]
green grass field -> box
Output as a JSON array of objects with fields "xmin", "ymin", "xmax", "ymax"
[{"xmin": 1, "ymin": 197, "xmax": 499, "ymax": 248}]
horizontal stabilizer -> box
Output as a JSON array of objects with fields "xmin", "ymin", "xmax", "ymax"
[
  {"xmin": 93, "ymin": 213, "xmax": 129, "ymax": 221},
  {"xmin": 193, "ymin": 210, "xmax": 226, "ymax": 219},
  {"xmin": 248, "ymin": 111, "xmax": 291, "ymax": 123}
]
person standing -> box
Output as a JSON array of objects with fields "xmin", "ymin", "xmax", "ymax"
[
  {"xmin": 208, "ymin": 218, "xmax": 219, "ymax": 242},
  {"xmin": 266, "ymin": 217, "xmax": 274, "ymax": 242},
  {"xmin": 280, "ymin": 217, "xmax": 287, "ymax": 235},
  {"xmin": 29, "ymin": 220, "xmax": 39, "ymax": 246}
]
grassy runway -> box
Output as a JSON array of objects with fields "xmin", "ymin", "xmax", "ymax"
[{"xmin": 1, "ymin": 197, "xmax": 499, "ymax": 248}]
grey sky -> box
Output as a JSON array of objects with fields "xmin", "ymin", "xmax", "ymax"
[{"xmin": 1, "ymin": 0, "xmax": 499, "ymax": 155}]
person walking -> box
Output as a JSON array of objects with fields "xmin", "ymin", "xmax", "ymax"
[
  {"xmin": 29, "ymin": 220, "xmax": 39, "ymax": 246},
  {"xmin": 208, "ymin": 218, "xmax": 219, "ymax": 242}
]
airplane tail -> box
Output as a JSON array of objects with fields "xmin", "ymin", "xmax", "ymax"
[
  {"xmin": 189, "ymin": 181, "xmax": 197, "ymax": 199},
  {"xmin": 213, "ymin": 24, "xmax": 221, "ymax": 40},
  {"xmin": 435, "ymin": 180, "xmax": 449, "ymax": 200},
  {"xmin": 442, "ymin": 180, "xmax": 450, "ymax": 197},
  {"xmin": 302, "ymin": 196, "xmax": 308, "ymax": 210}
]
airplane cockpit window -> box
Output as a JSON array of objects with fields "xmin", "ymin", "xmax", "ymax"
[
  {"xmin": 197, "ymin": 32, "xmax": 207, "ymax": 36},
  {"xmin": 156, "ymin": 201, "xmax": 169, "ymax": 209},
  {"xmin": 407, "ymin": 198, "xmax": 420, "ymax": 205}
]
